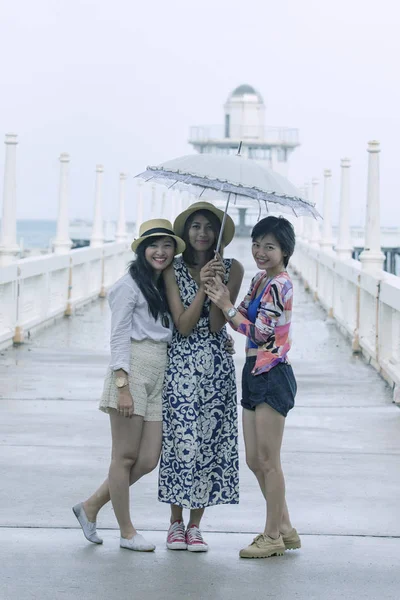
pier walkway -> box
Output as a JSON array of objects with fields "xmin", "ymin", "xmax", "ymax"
[{"xmin": 1, "ymin": 239, "xmax": 399, "ymax": 600}]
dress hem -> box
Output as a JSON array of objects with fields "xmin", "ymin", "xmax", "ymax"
[{"xmin": 157, "ymin": 497, "xmax": 240, "ymax": 509}]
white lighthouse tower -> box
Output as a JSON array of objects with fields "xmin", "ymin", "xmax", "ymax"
[
  {"xmin": 188, "ymin": 84, "xmax": 300, "ymax": 232},
  {"xmin": 188, "ymin": 84, "xmax": 300, "ymax": 178}
]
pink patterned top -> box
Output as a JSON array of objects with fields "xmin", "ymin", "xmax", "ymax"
[{"xmin": 232, "ymin": 270, "xmax": 293, "ymax": 376}]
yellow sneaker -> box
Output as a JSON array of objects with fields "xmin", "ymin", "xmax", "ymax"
[
  {"xmin": 239, "ymin": 534, "xmax": 285, "ymax": 559},
  {"xmin": 282, "ymin": 528, "xmax": 301, "ymax": 550}
]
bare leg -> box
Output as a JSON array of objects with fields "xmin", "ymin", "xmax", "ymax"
[
  {"xmin": 242, "ymin": 408, "xmax": 267, "ymax": 495},
  {"xmin": 188, "ymin": 508, "xmax": 205, "ymax": 527},
  {"xmin": 170, "ymin": 504, "xmax": 184, "ymax": 523},
  {"xmin": 280, "ymin": 500, "xmax": 293, "ymax": 535},
  {"xmin": 108, "ymin": 412, "xmax": 143, "ymax": 539},
  {"xmin": 170, "ymin": 506, "xmax": 206, "ymax": 527},
  {"xmin": 83, "ymin": 479, "xmax": 110, "ymax": 522},
  {"xmin": 255, "ymin": 403, "xmax": 289, "ymax": 539},
  {"xmin": 243, "ymin": 407, "xmax": 293, "ymax": 536},
  {"xmin": 128, "ymin": 421, "xmax": 162, "ymax": 481},
  {"xmin": 170, "ymin": 507, "xmax": 205, "ymax": 527},
  {"xmin": 83, "ymin": 421, "xmax": 162, "ymax": 522}
]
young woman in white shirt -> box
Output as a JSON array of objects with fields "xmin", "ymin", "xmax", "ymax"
[{"xmin": 73, "ymin": 219, "xmax": 185, "ymax": 552}]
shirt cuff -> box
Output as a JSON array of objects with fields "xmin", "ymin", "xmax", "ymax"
[{"xmin": 110, "ymin": 363, "xmax": 130, "ymax": 374}]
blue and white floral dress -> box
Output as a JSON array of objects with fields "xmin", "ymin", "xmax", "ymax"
[{"xmin": 158, "ymin": 257, "xmax": 239, "ymax": 509}]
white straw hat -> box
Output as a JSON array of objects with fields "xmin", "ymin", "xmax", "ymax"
[
  {"xmin": 131, "ymin": 218, "xmax": 186, "ymax": 255},
  {"xmin": 173, "ymin": 201, "xmax": 235, "ymax": 247}
]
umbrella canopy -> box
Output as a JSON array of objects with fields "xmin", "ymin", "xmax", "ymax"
[
  {"xmin": 136, "ymin": 152, "xmax": 320, "ymax": 252},
  {"xmin": 136, "ymin": 153, "xmax": 319, "ymax": 219}
]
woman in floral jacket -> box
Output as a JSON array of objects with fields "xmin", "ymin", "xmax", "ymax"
[{"xmin": 206, "ymin": 215, "xmax": 301, "ymax": 560}]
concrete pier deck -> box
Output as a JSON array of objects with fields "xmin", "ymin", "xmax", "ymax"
[{"xmin": 1, "ymin": 239, "xmax": 399, "ymax": 600}]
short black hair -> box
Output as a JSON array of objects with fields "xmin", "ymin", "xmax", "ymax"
[{"xmin": 251, "ymin": 216, "xmax": 296, "ymax": 268}]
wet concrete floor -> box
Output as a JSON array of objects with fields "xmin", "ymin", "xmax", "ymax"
[{"xmin": 1, "ymin": 239, "xmax": 399, "ymax": 599}]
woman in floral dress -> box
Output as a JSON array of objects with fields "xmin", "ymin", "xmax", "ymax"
[{"xmin": 159, "ymin": 201, "xmax": 244, "ymax": 552}]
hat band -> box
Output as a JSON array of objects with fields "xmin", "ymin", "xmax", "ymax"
[{"xmin": 140, "ymin": 227, "xmax": 175, "ymax": 238}]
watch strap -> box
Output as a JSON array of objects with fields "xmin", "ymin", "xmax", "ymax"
[{"xmin": 226, "ymin": 307, "xmax": 238, "ymax": 321}]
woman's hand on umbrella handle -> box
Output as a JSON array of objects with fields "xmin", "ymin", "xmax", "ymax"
[
  {"xmin": 205, "ymin": 277, "xmax": 231, "ymax": 310},
  {"xmin": 211, "ymin": 253, "xmax": 225, "ymax": 277},
  {"xmin": 200, "ymin": 263, "xmax": 215, "ymax": 287},
  {"xmin": 200, "ymin": 259, "xmax": 224, "ymax": 287},
  {"xmin": 201, "ymin": 256, "xmax": 225, "ymax": 283}
]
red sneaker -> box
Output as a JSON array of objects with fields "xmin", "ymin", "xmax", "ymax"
[
  {"xmin": 166, "ymin": 520, "xmax": 187, "ymax": 550},
  {"xmin": 185, "ymin": 524, "xmax": 208, "ymax": 552}
]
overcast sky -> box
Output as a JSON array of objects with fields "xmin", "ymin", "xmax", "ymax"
[{"xmin": 0, "ymin": 0, "xmax": 399, "ymax": 226}]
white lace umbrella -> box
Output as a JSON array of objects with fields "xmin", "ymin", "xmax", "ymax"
[{"xmin": 136, "ymin": 149, "xmax": 320, "ymax": 252}]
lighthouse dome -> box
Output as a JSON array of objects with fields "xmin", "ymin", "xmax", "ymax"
[
  {"xmin": 224, "ymin": 84, "xmax": 265, "ymax": 140},
  {"xmin": 228, "ymin": 84, "xmax": 264, "ymax": 104}
]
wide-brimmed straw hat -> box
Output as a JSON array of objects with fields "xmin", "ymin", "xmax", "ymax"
[
  {"xmin": 131, "ymin": 218, "xmax": 186, "ymax": 255},
  {"xmin": 173, "ymin": 201, "xmax": 235, "ymax": 248}
]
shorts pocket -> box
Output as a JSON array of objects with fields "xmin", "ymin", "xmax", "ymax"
[
  {"xmin": 249, "ymin": 368, "xmax": 269, "ymax": 397},
  {"xmin": 280, "ymin": 364, "xmax": 297, "ymax": 398},
  {"xmin": 275, "ymin": 364, "xmax": 296, "ymax": 407}
]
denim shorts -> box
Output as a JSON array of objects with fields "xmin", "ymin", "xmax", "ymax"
[{"xmin": 241, "ymin": 357, "xmax": 297, "ymax": 417}]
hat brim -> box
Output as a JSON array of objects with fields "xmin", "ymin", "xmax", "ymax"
[
  {"xmin": 173, "ymin": 202, "xmax": 235, "ymax": 248},
  {"xmin": 131, "ymin": 233, "xmax": 186, "ymax": 255}
]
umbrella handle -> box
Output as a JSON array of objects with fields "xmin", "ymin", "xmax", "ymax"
[{"xmin": 216, "ymin": 192, "xmax": 231, "ymax": 254}]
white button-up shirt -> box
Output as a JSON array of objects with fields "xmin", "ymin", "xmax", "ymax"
[{"xmin": 108, "ymin": 273, "xmax": 173, "ymax": 373}]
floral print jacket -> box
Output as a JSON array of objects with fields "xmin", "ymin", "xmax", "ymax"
[{"xmin": 232, "ymin": 270, "xmax": 293, "ymax": 375}]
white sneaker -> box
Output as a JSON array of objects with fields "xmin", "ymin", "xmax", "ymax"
[
  {"xmin": 72, "ymin": 503, "xmax": 103, "ymax": 545},
  {"xmin": 120, "ymin": 533, "xmax": 155, "ymax": 552}
]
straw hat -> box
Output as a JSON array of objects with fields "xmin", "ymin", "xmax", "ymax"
[
  {"xmin": 131, "ymin": 218, "xmax": 186, "ymax": 255},
  {"xmin": 173, "ymin": 201, "xmax": 235, "ymax": 247}
]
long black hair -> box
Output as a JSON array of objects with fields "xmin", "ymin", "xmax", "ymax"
[
  {"xmin": 181, "ymin": 209, "xmax": 222, "ymax": 267},
  {"xmin": 128, "ymin": 236, "xmax": 174, "ymax": 321}
]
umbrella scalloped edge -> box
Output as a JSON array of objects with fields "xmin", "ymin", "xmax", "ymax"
[{"xmin": 135, "ymin": 168, "xmax": 321, "ymax": 219}]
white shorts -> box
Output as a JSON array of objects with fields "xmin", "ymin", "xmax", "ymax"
[{"xmin": 99, "ymin": 339, "xmax": 168, "ymax": 421}]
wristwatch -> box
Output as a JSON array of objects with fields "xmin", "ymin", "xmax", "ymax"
[
  {"xmin": 225, "ymin": 307, "xmax": 238, "ymax": 321},
  {"xmin": 115, "ymin": 376, "xmax": 129, "ymax": 388}
]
